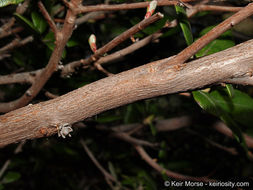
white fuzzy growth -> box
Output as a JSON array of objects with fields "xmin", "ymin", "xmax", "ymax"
[{"xmin": 58, "ymin": 123, "xmax": 73, "ymax": 138}]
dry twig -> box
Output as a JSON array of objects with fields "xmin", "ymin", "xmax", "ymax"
[
  {"xmin": 80, "ymin": 139, "xmax": 116, "ymax": 182},
  {"xmin": 135, "ymin": 145, "xmax": 213, "ymax": 182}
]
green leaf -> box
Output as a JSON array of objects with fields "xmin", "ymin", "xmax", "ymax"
[
  {"xmin": 209, "ymin": 89, "xmax": 253, "ymax": 128},
  {"xmin": 175, "ymin": 5, "xmax": 193, "ymax": 45},
  {"xmin": 192, "ymin": 90, "xmax": 248, "ymax": 151},
  {"xmin": 0, "ymin": 0, "xmax": 24, "ymax": 7},
  {"xmin": 199, "ymin": 25, "xmax": 233, "ymax": 38},
  {"xmin": 149, "ymin": 122, "xmax": 157, "ymax": 136},
  {"xmin": 225, "ymin": 84, "xmax": 235, "ymax": 98},
  {"xmin": 142, "ymin": 17, "xmax": 169, "ymax": 35},
  {"xmin": 195, "ymin": 39, "xmax": 235, "ymax": 57},
  {"xmin": 108, "ymin": 162, "xmax": 118, "ymax": 181},
  {"xmin": 196, "ymin": 25, "xmax": 235, "ymax": 57},
  {"xmin": 192, "ymin": 90, "xmax": 221, "ymax": 116},
  {"xmin": 2, "ymin": 171, "xmax": 21, "ymax": 184},
  {"xmin": 14, "ymin": 13, "xmax": 38, "ymax": 33},
  {"xmin": 31, "ymin": 12, "xmax": 47, "ymax": 34},
  {"xmin": 0, "ymin": 184, "xmax": 4, "ymax": 190}
]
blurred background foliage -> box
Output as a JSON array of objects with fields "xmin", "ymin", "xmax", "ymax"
[{"xmin": 1, "ymin": 0, "xmax": 253, "ymax": 189}]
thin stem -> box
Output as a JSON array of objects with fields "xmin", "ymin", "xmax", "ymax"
[{"xmin": 38, "ymin": 1, "xmax": 58, "ymax": 34}]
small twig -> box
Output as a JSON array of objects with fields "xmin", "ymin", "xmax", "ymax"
[
  {"xmin": 0, "ymin": 36, "xmax": 33, "ymax": 55},
  {"xmin": 44, "ymin": 91, "xmax": 59, "ymax": 99},
  {"xmin": 0, "ymin": 141, "xmax": 26, "ymax": 179},
  {"xmin": 135, "ymin": 145, "xmax": 213, "ymax": 182},
  {"xmin": 0, "ymin": 0, "xmax": 30, "ymax": 38},
  {"xmin": 76, "ymin": 0, "xmax": 195, "ymax": 14},
  {"xmin": 95, "ymin": 32, "xmax": 163, "ymax": 66},
  {"xmin": 94, "ymin": 63, "xmax": 114, "ymax": 76},
  {"xmin": 0, "ymin": 27, "xmax": 23, "ymax": 39},
  {"xmin": 61, "ymin": 12, "xmax": 164, "ymax": 76},
  {"xmin": 213, "ymin": 122, "xmax": 253, "ymax": 148},
  {"xmin": 186, "ymin": 129, "xmax": 238, "ymax": 155},
  {"xmin": 38, "ymin": 1, "xmax": 58, "ymax": 35},
  {"xmin": 162, "ymin": 3, "xmax": 253, "ymax": 68},
  {"xmin": 0, "ymin": 0, "xmax": 81, "ymax": 113},
  {"xmin": 0, "ymin": 70, "xmax": 41, "ymax": 85},
  {"xmin": 80, "ymin": 139, "xmax": 117, "ymax": 182},
  {"xmin": 75, "ymin": 12, "xmax": 106, "ymax": 26},
  {"xmin": 111, "ymin": 132, "xmax": 157, "ymax": 147}
]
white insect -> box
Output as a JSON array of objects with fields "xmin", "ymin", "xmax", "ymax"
[{"xmin": 58, "ymin": 123, "xmax": 73, "ymax": 138}]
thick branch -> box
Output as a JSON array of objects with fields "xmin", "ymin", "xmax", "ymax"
[{"xmin": 1, "ymin": 39, "xmax": 253, "ymax": 147}]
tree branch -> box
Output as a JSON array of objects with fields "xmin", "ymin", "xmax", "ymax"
[
  {"xmin": 0, "ymin": 0, "xmax": 80, "ymax": 113},
  {"xmin": 134, "ymin": 145, "xmax": 213, "ymax": 182},
  {"xmin": 1, "ymin": 38, "xmax": 253, "ymax": 147},
  {"xmin": 76, "ymin": 0, "xmax": 195, "ymax": 14},
  {"xmin": 61, "ymin": 12, "xmax": 164, "ymax": 76}
]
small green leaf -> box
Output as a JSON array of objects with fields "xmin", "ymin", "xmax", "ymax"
[
  {"xmin": 14, "ymin": 13, "xmax": 38, "ymax": 33},
  {"xmin": 192, "ymin": 91, "xmax": 221, "ymax": 116},
  {"xmin": 43, "ymin": 31, "xmax": 55, "ymax": 42},
  {"xmin": 195, "ymin": 39, "xmax": 235, "ymax": 57},
  {"xmin": 225, "ymin": 84, "xmax": 235, "ymax": 98},
  {"xmin": 0, "ymin": 184, "xmax": 4, "ymax": 190},
  {"xmin": 2, "ymin": 171, "xmax": 21, "ymax": 184},
  {"xmin": 0, "ymin": 0, "xmax": 24, "ymax": 7},
  {"xmin": 108, "ymin": 162, "xmax": 118, "ymax": 181},
  {"xmin": 196, "ymin": 25, "xmax": 235, "ymax": 57},
  {"xmin": 192, "ymin": 90, "xmax": 248, "ymax": 152},
  {"xmin": 31, "ymin": 12, "xmax": 47, "ymax": 34},
  {"xmin": 149, "ymin": 122, "xmax": 157, "ymax": 136},
  {"xmin": 175, "ymin": 5, "xmax": 193, "ymax": 45},
  {"xmin": 199, "ymin": 25, "xmax": 233, "ymax": 37},
  {"xmin": 142, "ymin": 17, "xmax": 169, "ymax": 35}
]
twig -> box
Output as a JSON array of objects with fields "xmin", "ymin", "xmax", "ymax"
[
  {"xmin": 0, "ymin": 2, "xmax": 246, "ymax": 85},
  {"xmin": 0, "ymin": 0, "xmax": 80, "ymax": 113},
  {"xmin": 95, "ymin": 32, "xmax": 163, "ymax": 66},
  {"xmin": 76, "ymin": 0, "xmax": 195, "ymax": 14},
  {"xmin": 80, "ymin": 139, "xmax": 117, "ymax": 182},
  {"xmin": 0, "ymin": 36, "xmax": 33, "ymax": 55},
  {"xmin": 38, "ymin": 1, "xmax": 58, "ymax": 35},
  {"xmin": 76, "ymin": 11, "xmax": 106, "ymax": 25},
  {"xmin": 0, "ymin": 141, "xmax": 26, "ymax": 179},
  {"xmin": 162, "ymin": 3, "xmax": 253, "ymax": 68},
  {"xmin": 44, "ymin": 91, "xmax": 59, "ymax": 99},
  {"xmin": 0, "ymin": 0, "xmax": 30, "ymax": 38},
  {"xmin": 186, "ymin": 129, "xmax": 238, "ymax": 155},
  {"xmin": 0, "ymin": 69, "xmax": 41, "ymax": 85},
  {"xmin": 0, "ymin": 27, "xmax": 23, "ymax": 39},
  {"xmin": 135, "ymin": 145, "xmax": 213, "ymax": 182},
  {"xmin": 61, "ymin": 12, "xmax": 164, "ymax": 76},
  {"xmin": 110, "ymin": 132, "xmax": 157, "ymax": 148},
  {"xmin": 213, "ymin": 122, "xmax": 253, "ymax": 148},
  {"xmin": 94, "ymin": 62, "xmax": 114, "ymax": 76}
]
